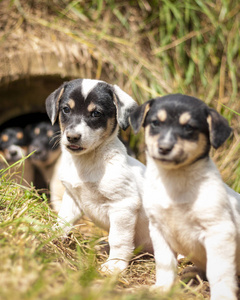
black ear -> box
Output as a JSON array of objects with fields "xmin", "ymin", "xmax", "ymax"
[
  {"xmin": 129, "ymin": 100, "xmax": 153, "ymax": 134},
  {"xmin": 112, "ymin": 85, "xmax": 138, "ymax": 130},
  {"xmin": 45, "ymin": 82, "xmax": 67, "ymax": 125},
  {"xmin": 207, "ymin": 108, "xmax": 232, "ymax": 149}
]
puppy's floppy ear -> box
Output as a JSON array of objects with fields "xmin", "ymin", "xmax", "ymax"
[
  {"xmin": 112, "ymin": 85, "xmax": 138, "ymax": 130},
  {"xmin": 207, "ymin": 108, "xmax": 232, "ymax": 149},
  {"xmin": 129, "ymin": 100, "xmax": 153, "ymax": 134},
  {"xmin": 45, "ymin": 83, "xmax": 67, "ymax": 125}
]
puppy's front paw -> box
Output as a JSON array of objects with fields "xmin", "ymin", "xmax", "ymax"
[
  {"xmin": 100, "ymin": 259, "xmax": 128, "ymax": 274},
  {"xmin": 150, "ymin": 282, "xmax": 173, "ymax": 294},
  {"xmin": 151, "ymin": 270, "xmax": 176, "ymax": 293}
]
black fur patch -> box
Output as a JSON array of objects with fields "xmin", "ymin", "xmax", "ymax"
[
  {"xmin": 145, "ymin": 95, "xmax": 210, "ymax": 161},
  {"xmin": 59, "ymin": 80, "xmax": 117, "ymax": 134},
  {"xmin": 145, "ymin": 95, "xmax": 209, "ymax": 137},
  {"xmin": 28, "ymin": 121, "xmax": 60, "ymax": 161},
  {"xmin": 130, "ymin": 94, "xmax": 232, "ymax": 165},
  {"xmin": 0, "ymin": 127, "xmax": 29, "ymax": 149}
]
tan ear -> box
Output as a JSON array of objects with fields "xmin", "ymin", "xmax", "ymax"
[
  {"xmin": 207, "ymin": 108, "xmax": 232, "ymax": 149},
  {"xmin": 112, "ymin": 85, "xmax": 138, "ymax": 130},
  {"xmin": 129, "ymin": 100, "xmax": 153, "ymax": 134},
  {"xmin": 45, "ymin": 83, "xmax": 66, "ymax": 125}
]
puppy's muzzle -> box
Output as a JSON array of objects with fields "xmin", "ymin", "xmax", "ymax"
[
  {"xmin": 5, "ymin": 145, "xmax": 24, "ymax": 162},
  {"xmin": 158, "ymin": 133, "xmax": 176, "ymax": 156},
  {"xmin": 9, "ymin": 149, "xmax": 18, "ymax": 158},
  {"xmin": 29, "ymin": 145, "xmax": 48, "ymax": 161},
  {"xmin": 66, "ymin": 132, "xmax": 81, "ymax": 143},
  {"xmin": 158, "ymin": 141, "xmax": 174, "ymax": 155},
  {"xmin": 65, "ymin": 130, "xmax": 84, "ymax": 152}
]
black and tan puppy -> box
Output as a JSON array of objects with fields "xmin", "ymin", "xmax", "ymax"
[
  {"xmin": 28, "ymin": 121, "xmax": 64, "ymax": 212},
  {"xmin": 130, "ymin": 94, "xmax": 240, "ymax": 300},
  {"xmin": 45, "ymin": 78, "xmax": 153, "ymax": 273},
  {"xmin": 0, "ymin": 127, "xmax": 34, "ymax": 185}
]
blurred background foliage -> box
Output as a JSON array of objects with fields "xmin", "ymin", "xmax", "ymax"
[
  {"xmin": 0, "ymin": 2, "xmax": 240, "ymax": 299},
  {"xmin": 1, "ymin": 0, "xmax": 240, "ymax": 190}
]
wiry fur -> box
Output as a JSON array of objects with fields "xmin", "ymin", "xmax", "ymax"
[
  {"xmin": 130, "ymin": 94, "xmax": 240, "ymax": 300},
  {"xmin": 45, "ymin": 79, "xmax": 153, "ymax": 273}
]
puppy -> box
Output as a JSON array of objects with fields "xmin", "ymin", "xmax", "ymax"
[
  {"xmin": 28, "ymin": 121, "xmax": 64, "ymax": 212},
  {"xmin": 0, "ymin": 127, "xmax": 34, "ymax": 185},
  {"xmin": 45, "ymin": 78, "xmax": 153, "ymax": 273},
  {"xmin": 130, "ymin": 94, "xmax": 240, "ymax": 300},
  {"xmin": 28, "ymin": 121, "xmax": 60, "ymax": 172}
]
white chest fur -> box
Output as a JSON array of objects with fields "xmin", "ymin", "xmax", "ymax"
[
  {"xmin": 144, "ymin": 154, "xmax": 240, "ymax": 269},
  {"xmin": 59, "ymin": 138, "xmax": 145, "ymax": 231}
]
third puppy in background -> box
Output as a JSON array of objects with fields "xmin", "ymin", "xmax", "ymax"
[
  {"xmin": 28, "ymin": 121, "xmax": 64, "ymax": 212},
  {"xmin": 130, "ymin": 94, "xmax": 240, "ymax": 300}
]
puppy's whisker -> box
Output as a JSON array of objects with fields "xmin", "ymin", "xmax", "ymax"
[
  {"xmin": 50, "ymin": 133, "xmax": 61, "ymax": 144},
  {"xmin": 52, "ymin": 138, "xmax": 61, "ymax": 149}
]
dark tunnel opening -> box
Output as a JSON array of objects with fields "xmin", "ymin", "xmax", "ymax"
[{"xmin": 0, "ymin": 112, "xmax": 50, "ymax": 132}]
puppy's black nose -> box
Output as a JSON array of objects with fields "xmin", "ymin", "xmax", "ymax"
[
  {"xmin": 158, "ymin": 143, "xmax": 173, "ymax": 155},
  {"xmin": 9, "ymin": 150, "xmax": 17, "ymax": 157},
  {"xmin": 34, "ymin": 149, "xmax": 42, "ymax": 155},
  {"xmin": 67, "ymin": 133, "xmax": 81, "ymax": 143}
]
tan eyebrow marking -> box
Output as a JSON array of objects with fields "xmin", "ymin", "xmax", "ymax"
[
  {"xmin": 2, "ymin": 134, "xmax": 8, "ymax": 142},
  {"xmin": 179, "ymin": 112, "xmax": 191, "ymax": 125},
  {"xmin": 157, "ymin": 109, "xmax": 167, "ymax": 122},
  {"xmin": 34, "ymin": 127, "xmax": 40, "ymax": 135},
  {"xmin": 87, "ymin": 102, "xmax": 96, "ymax": 112},
  {"xmin": 68, "ymin": 99, "xmax": 75, "ymax": 109},
  {"xmin": 207, "ymin": 115, "xmax": 212, "ymax": 131},
  {"xmin": 16, "ymin": 132, "xmax": 23, "ymax": 139},
  {"xmin": 47, "ymin": 130, "xmax": 54, "ymax": 138}
]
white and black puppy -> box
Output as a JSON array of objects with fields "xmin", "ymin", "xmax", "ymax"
[
  {"xmin": 28, "ymin": 121, "xmax": 64, "ymax": 212},
  {"xmin": 45, "ymin": 78, "xmax": 153, "ymax": 273},
  {"xmin": 0, "ymin": 127, "xmax": 34, "ymax": 185},
  {"xmin": 130, "ymin": 94, "xmax": 240, "ymax": 300}
]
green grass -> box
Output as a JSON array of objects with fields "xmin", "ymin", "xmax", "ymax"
[{"xmin": 0, "ymin": 163, "xmax": 210, "ymax": 300}]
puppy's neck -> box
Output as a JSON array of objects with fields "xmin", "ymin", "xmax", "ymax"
[
  {"xmin": 146, "ymin": 152, "xmax": 220, "ymax": 192},
  {"xmin": 61, "ymin": 133, "xmax": 125, "ymax": 184}
]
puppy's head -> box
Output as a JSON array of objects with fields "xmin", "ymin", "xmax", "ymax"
[
  {"xmin": 28, "ymin": 121, "xmax": 60, "ymax": 166},
  {"xmin": 0, "ymin": 127, "xmax": 29, "ymax": 162},
  {"xmin": 130, "ymin": 94, "xmax": 232, "ymax": 169},
  {"xmin": 45, "ymin": 79, "xmax": 137, "ymax": 155}
]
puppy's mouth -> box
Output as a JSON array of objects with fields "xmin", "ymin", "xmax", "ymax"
[
  {"xmin": 158, "ymin": 158, "xmax": 173, "ymax": 163},
  {"xmin": 155, "ymin": 157, "xmax": 176, "ymax": 164},
  {"xmin": 67, "ymin": 144, "xmax": 85, "ymax": 152},
  {"xmin": 153, "ymin": 155, "xmax": 187, "ymax": 169}
]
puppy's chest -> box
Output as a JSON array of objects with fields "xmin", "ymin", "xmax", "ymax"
[
  {"xmin": 61, "ymin": 165, "xmax": 107, "ymax": 204},
  {"xmin": 156, "ymin": 203, "xmax": 205, "ymax": 259},
  {"xmin": 75, "ymin": 182, "xmax": 110, "ymax": 224},
  {"xmin": 146, "ymin": 183, "xmax": 205, "ymax": 257},
  {"xmin": 60, "ymin": 158, "xmax": 110, "ymax": 223}
]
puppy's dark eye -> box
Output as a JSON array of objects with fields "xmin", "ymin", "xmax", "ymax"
[
  {"xmin": 62, "ymin": 106, "xmax": 70, "ymax": 114},
  {"xmin": 91, "ymin": 111, "xmax": 102, "ymax": 118},
  {"xmin": 151, "ymin": 120, "xmax": 161, "ymax": 128},
  {"xmin": 183, "ymin": 124, "xmax": 194, "ymax": 132}
]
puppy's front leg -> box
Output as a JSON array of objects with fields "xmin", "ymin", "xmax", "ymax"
[
  {"xmin": 205, "ymin": 225, "xmax": 238, "ymax": 300},
  {"xmin": 101, "ymin": 204, "xmax": 137, "ymax": 273},
  {"xmin": 149, "ymin": 221, "xmax": 177, "ymax": 292},
  {"xmin": 57, "ymin": 189, "xmax": 82, "ymax": 235}
]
